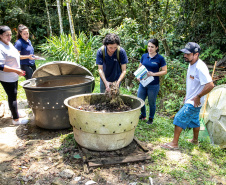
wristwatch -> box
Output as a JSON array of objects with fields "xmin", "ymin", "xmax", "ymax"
[{"xmin": 197, "ymin": 94, "xmax": 202, "ymax": 98}]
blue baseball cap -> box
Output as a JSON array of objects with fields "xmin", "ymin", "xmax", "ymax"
[{"xmin": 180, "ymin": 42, "xmax": 201, "ymax": 54}]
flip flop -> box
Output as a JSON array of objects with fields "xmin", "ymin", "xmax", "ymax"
[{"xmin": 161, "ymin": 143, "xmax": 179, "ymax": 150}]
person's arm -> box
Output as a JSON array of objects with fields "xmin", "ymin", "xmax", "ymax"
[
  {"xmin": 98, "ymin": 65, "xmax": 111, "ymax": 92},
  {"xmin": 116, "ymin": 64, "xmax": 126, "ymax": 87},
  {"xmin": 2, "ymin": 65, "xmax": 25, "ymax": 76},
  {"xmin": 17, "ymin": 51, "xmax": 35, "ymax": 60},
  {"xmin": 147, "ymin": 65, "xmax": 167, "ymax": 77},
  {"xmin": 192, "ymin": 82, "xmax": 215, "ymax": 107}
]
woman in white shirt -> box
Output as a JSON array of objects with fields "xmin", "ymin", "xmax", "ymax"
[{"xmin": 0, "ymin": 25, "xmax": 28, "ymax": 125}]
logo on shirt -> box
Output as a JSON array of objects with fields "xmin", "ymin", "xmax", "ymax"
[
  {"xmin": 114, "ymin": 59, "xmax": 118, "ymax": 62},
  {"xmin": 190, "ymin": 75, "xmax": 194, "ymax": 79}
]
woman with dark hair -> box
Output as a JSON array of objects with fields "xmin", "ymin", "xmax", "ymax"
[
  {"xmin": 137, "ymin": 39, "xmax": 167, "ymax": 124},
  {"xmin": 14, "ymin": 24, "xmax": 36, "ymax": 79},
  {"xmin": 0, "ymin": 25, "xmax": 28, "ymax": 125}
]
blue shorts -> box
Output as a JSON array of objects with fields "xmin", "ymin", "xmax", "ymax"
[{"xmin": 173, "ymin": 104, "xmax": 201, "ymax": 130}]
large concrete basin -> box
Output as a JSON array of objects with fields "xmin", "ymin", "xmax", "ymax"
[{"xmin": 64, "ymin": 93, "xmax": 145, "ymax": 151}]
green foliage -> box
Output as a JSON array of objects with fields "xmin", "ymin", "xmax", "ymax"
[
  {"xmin": 150, "ymin": 149, "xmax": 166, "ymax": 162},
  {"xmin": 1, "ymin": 0, "xmax": 225, "ymax": 59},
  {"xmin": 39, "ymin": 33, "xmax": 76, "ymax": 61},
  {"xmin": 157, "ymin": 59, "xmax": 187, "ymax": 114},
  {"xmin": 216, "ymin": 76, "xmax": 226, "ymax": 85},
  {"xmin": 75, "ymin": 32, "xmax": 101, "ymax": 76},
  {"xmin": 200, "ymin": 46, "xmax": 224, "ymax": 64},
  {"xmin": 39, "ymin": 32, "xmax": 101, "ymax": 75}
]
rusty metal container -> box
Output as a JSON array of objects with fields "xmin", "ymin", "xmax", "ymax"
[
  {"xmin": 64, "ymin": 93, "xmax": 145, "ymax": 151},
  {"xmin": 22, "ymin": 61, "xmax": 94, "ymax": 129}
]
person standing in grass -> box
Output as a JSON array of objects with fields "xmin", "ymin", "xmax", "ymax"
[
  {"xmin": 137, "ymin": 39, "xmax": 167, "ymax": 125},
  {"xmin": 14, "ymin": 24, "xmax": 36, "ymax": 80},
  {"xmin": 161, "ymin": 42, "xmax": 214, "ymax": 150},
  {"xmin": 96, "ymin": 33, "xmax": 128, "ymax": 93},
  {"xmin": 0, "ymin": 25, "xmax": 29, "ymax": 125}
]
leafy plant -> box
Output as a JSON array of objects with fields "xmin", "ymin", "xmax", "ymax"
[
  {"xmin": 39, "ymin": 32, "xmax": 101, "ymax": 76},
  {"xmin": 39, "ymin": 33, "xmax": 77, "ymax": 62},
  {"xmin": 200, "ymin": 46, "xmax": 224, "ymax": 64},
  {"xmin": 216, "ymin": 76, "xmax": 226, "ymax": 85},
  {"xmin": 75, "ymin": 32, "xmax": 101, "ymax": 76}
]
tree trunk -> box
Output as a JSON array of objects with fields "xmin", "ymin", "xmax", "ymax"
[
  {"xmin": 57, "ymin": 0, "xmax": 63, "ymax": 34},
  {"xmin": 45, "ymin": 0, "xmax": 52, "ymax": 37},
  {"xmin": 126, "ymin": 0, "xmax": 136, "ymax": 19},
  {"xmin": 99, "ymin": 0, "xmax": 108, "ymax": 28},
  {"xmin": 162, "ymin": 38, "xmax": 170, "ymax": 56},
  {"xmin": 66, "ymin": 0, "xmax": 77, "ymax": 54}
]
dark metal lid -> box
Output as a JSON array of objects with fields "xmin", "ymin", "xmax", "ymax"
[{"xmin": 32, "ymin": 61, "xmax": 93, "ymax": 78}]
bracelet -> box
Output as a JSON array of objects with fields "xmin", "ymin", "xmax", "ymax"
[{"xmin": 197, "ymin": 94, "xmax": 202, "ymax": 98}]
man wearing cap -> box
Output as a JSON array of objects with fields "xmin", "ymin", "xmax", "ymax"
[{"xmin": 161, "ymin": 42, "xmax": 214, "ymax": 150}]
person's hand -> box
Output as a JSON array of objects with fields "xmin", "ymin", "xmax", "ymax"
[
  {"xmin": 137, "ymin": 78, "xmax": 140, "ymax": 82},
  {"xmin": 105, "ymin": 81, "xmax": 111, "ymax": 92},
  {"xmin": 147, "ymin": 71, "xmax": 154, "ymax": 77},
  {"xmin": 192, "ymin": 96, "xmax": 201, "ymax": 107},
  {"xmin": 28, "ymin": 54, "xmax": 35, "ymax": 60},
  {"xmin": 183, "ymin": 97, "xmax": 186, "ymax": 104},
  {"xmin": 116, "ymin": 81, "xmax": 120, "ymax": 88},
  {"xmin": 16, "ymin": 69, "xmax": 26, "ymax": 76}
]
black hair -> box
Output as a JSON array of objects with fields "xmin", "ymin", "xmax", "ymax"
[
  {"xmin": 103, "ymin": 33, "xmax": 120, "ymax": 46},
  {"xmin": 0, "ymin": 25, "xmax": 11, "ymax": 35},
  {"xmin": 148, "ymin": 38, "xmax": 159, "ymax": 52},
  {"xmin": 16, "ymin": 24, "xmax": 28, "ymax": 40}
]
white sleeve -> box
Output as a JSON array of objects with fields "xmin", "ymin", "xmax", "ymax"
[
  {"xmin": 0, "ymin": 51, "xmax": 6, "ymax": 65},
  {"xmin": 198, "ymin": 64, "xmax": 212, "ymax": 85}
]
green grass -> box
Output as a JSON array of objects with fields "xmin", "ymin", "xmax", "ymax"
[
  {"xmin": 1, "ymin": 59, "xmax": 225, "ymax": 184},
  {"xmin": 136, "ymin": 116, "xmax": 225, "ymax": 184}
]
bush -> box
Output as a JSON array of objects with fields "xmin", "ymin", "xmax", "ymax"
[
  {"xmin": 157, "ymin": 59, "xmax": 187, "ymax": 114},
  {"xmin": 39, "ymin": 32, "xmax": 101, "ymax": 76}
]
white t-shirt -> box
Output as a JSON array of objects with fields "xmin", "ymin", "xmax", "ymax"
[
  {"xmin": 0, "ymin": 41, "xmax": 20, "ymax": 82},
  {"xmin": 185, "ymin": 59, "xmax": 212, "ymax": 107}
]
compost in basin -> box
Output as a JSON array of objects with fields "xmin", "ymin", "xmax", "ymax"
[
  {"xmin": 64, "ymin": 93, "xmax": 145, "ymax": 151},
  {"xmin": 22, "ymin": 61, "xmax": 95, "ymax": 130}
]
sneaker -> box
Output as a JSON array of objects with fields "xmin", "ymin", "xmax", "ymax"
[
  {"xmin": 139, "ymin": 115, "xmax": 146, "ymax": 120},
  {"xmin": 146, "ymin": 118, "xmax": 153, "ymax": 125},
  {"xmin": 12, "ymin": 118, "xmax": 29, "ymax": 125}
]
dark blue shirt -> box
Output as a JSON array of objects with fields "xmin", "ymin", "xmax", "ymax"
[
  {"xmin": 96, "ymin": 46, "xmax": 128, "ymax": 82},
  {"xmin": 140, "ymin": 53, "xmax": 166, "ymax": 85},
  {"xmin": 14, "ymin": 38, "xmax": 35, "ymax": 66}
]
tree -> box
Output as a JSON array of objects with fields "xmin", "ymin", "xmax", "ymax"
[
  {"xmin": 66, "ymin": 0, "xmax": 77, "ymax": 54},
  {"xmin": 45, "ymin": 0, "xmax": 52, "ymax": 37},
  {"xmin": 57, "ymin": 0, "xmax": 64, "ymax": 34}
]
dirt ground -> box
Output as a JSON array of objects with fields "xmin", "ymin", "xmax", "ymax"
[
  {"xmin": 0, "ymin": 100, "xmax": 179, "ymax": 185},
  {"xmin": 1, "ymin": 100, "xmax": 224, "ymax": 185}
]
